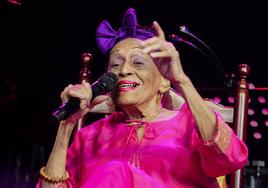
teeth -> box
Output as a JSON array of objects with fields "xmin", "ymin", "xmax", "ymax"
[{"xmin": 119, "ymin": 83, "xmax": 139, "ymax": 88}]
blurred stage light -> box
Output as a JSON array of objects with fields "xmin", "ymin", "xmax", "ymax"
[
  {"xmin": 262, "ymin": 108, "xmax": 268, "ymax": 115},
  {"xmin": 265, "ymin": 120, "xmax": 268, "ymax": 127},
  {"xmin": 213, "ymin": 97, "xmax": 221, "ymax": 104},
  {"xmin": 227, "ymin": 96, "xmax": 234, "ymax": 104},
  {"xmin": 249, "ymin": 83, "xmax": 255, "ymax": 90},
  {"xmin": 6, "ymin": 0, "xmax": 21, "ymax": 6},
  {"xmin": 250, "ymin": 120, "xmax": 258, "ymax": 127},
  {"xmin": 253, "ymin": 132, "xmax": 262, "ymax": 139},
  {"xmin": 248, "ymin": 109, "xmax": 255, "ymax": 115},
  {"xmin": 258, "ymin": 96, "xmax": 266, "ymax": 103}
]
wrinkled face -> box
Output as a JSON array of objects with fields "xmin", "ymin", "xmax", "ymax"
[{"xmin": 107, "ymin": 38, "xmax": 163, "ymax": 108}]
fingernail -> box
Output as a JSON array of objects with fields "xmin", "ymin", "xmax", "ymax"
[
  {"xmin": 142, "ymin": 48, "xmax": 148, "ymax": 53},
  {"xmin": 150, "ymin": 53, "xmax": 156, "ymax": 57},
  {"xmin": 84, "ymin": 82, "xmax": 90, "ymax": 88}
]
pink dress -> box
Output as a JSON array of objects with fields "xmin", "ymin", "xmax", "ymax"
[{"xmin": 37, "ymin": 103, "xmax": 248, "ymax": 188}]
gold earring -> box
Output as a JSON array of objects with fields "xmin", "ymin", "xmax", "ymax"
[
  {"xmin": 106, "ymin": 94, "xmax": 114, "ymax": 106},
  {"xmin": 157, "ymin": 91, "xmax": 163, "ymax": 103}
]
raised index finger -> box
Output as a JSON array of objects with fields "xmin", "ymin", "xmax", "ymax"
[{"xmin": 153, "ymin": 21, "xmax": 165, "ymax": 40}]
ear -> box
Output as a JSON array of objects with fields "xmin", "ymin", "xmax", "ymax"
[{"xmin": 159, "ymin": 76, "xmax": 170, "ymax": 93}]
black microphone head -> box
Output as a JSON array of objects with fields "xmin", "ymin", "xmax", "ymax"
[
  {"xmin": 52, "ymin": 72, "xmax": 118, "ymax": 122},
  {"xmin": 99, "ymin": 72, "xmax": 118, "ymax": 91},
  {"xmin": 91, "ymin": 72, "xmax": 118, "ymax": 98}
]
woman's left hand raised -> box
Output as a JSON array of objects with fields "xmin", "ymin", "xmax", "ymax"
[{"xmin": 141, "ymin": 21, "xmax": 188, "ymax": 84}]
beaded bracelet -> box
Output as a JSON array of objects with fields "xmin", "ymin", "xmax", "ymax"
[{"xmin": 39, "ymin": 166, "xmax": 69, "ymax": 184}]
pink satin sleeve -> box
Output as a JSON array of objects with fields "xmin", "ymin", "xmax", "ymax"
[{"xmin": 193, "ymin": 112, "xmax": 248, "ymax": 177}]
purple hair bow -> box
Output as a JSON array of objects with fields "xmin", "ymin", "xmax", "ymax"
[{"xmin": 96, "ymin": 8, "xmax": 155, "ymax": 54}]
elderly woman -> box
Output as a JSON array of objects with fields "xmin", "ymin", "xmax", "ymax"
[{"xmin": 37, "ymin": 8, "xmax": 248, "ymax": 188}]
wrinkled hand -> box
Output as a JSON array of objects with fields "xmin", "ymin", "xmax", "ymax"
[
  {"xmin": 60, "ymin": 82, "xmax": 107, "ymax": 124},
  {"xmin": 141, "ymin": 21, "xmax": 188, "ymax": 84}
]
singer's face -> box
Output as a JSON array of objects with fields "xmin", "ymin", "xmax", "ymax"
[{"xmin": 108, "ymin": 38, "xmax": 164, "ymax": 108}]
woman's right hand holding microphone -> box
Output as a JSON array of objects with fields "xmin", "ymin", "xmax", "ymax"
[{"xmin": 59, "ymin": 82, "xmax": 107, "ymax": 128}]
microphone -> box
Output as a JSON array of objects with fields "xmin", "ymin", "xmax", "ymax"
[
  {"xmin": 52, "ymin": 72, "xmax": 118, "ymax": 121},
  {"xmin": 171, "ymin": 26, "xmax": 234, "ymax": 88},
  {"xmin": 178, "ymin": 26, "xmax": 230, "ymax": 84},
  {"xmin": 169, "ymin": 34, "xmax": 211, "ymax": 60}
]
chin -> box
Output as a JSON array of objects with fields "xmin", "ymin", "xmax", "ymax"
[
  {"xmin": 116, "ymin": 100, "xmax": 137, "ymax": 107},
  {"xmin": 115, "ymin": 96, "xmax": 139, "ymax": 107}
]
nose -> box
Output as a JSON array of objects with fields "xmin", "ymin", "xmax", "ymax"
[{"xmin": 118, "ymin": 62, "xmax": 133, "ymax": 77}]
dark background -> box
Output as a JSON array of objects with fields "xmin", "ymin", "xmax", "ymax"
[{"xmin": 0, "ymin": 0, "xmax": 268, "ymax": 187}]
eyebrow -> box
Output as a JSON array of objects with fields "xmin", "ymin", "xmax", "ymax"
[
  {"xmin": 131, "ymin": 46, "xmax": 142, "ymax": 50},
  {"xmin": 111, "ymin": 45, "xmax": 143, "ymax": 53},
  {"xmin": 110, "ymin": 49, "xmax": 120, "ymax": 54}
]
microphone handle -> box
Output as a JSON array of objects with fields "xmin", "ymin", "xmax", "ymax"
[
  {"xmin": 52, "ymin": 72, "xmax": 118, "ymax": 122},
  {"xmin": 52, "ymin": 97, "xmax": 81, "ymax": 122},
  {"xmin": 52, "ymin": 79, "xmax": 110, "ymax": 122}
]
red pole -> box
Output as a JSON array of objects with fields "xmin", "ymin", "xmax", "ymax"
[
  {"xmin": 76, "ymin": 53, "xmax": 93, "ymax": 130},
  {"xmin": 230, "ymin": 64, "xmax": 250, "ymax": 188}
]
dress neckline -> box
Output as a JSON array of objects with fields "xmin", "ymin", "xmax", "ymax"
[{"xmin": 121, "ymin": 109, "xmax": 180, "ymax": 126}]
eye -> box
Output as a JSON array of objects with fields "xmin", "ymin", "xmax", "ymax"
[
  {"xmin": 109, "ymin": 56, "xmax": 124, "ymax": 69},
  {"xmin": 111, "ymin": 63, "xmax": 120, "ymax": 68},
  {"xmin": 133, "ymin": 61, "xmax": 144, "ymax": 67},
  {"xmin": 109, "ymin": 61, "xmax": 123, "ymax": 69},
  {"xmin": 132, "ymin": 55, "xmax": 146, "ymax": 67}
]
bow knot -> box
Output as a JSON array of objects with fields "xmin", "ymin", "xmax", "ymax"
[{"xmin": 96, "ymin": 8, "xmax": 155, "ymax": 54}]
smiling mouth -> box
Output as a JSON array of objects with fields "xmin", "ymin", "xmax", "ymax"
[
  {"xmin": 118, "ymin": 81, "xmax": 140, "ymax": 92},
  {"xmin": 119, "ymin": 83, "xmax": 139, "ymax": 88}
]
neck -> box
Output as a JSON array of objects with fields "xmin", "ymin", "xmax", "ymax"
[{"xmin": 121, "ymin": 101, "xmax": 164, "ymax": 121}]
